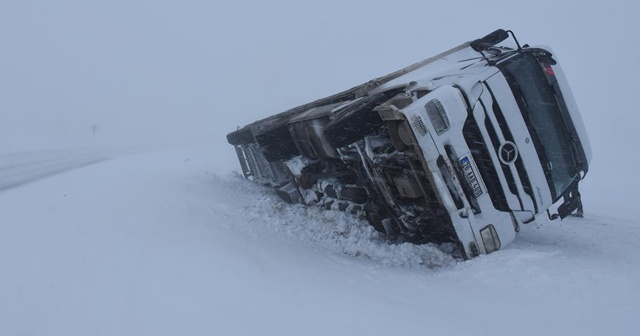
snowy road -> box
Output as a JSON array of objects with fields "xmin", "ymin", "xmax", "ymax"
[
  {"xmin": 0, "ymin": 150, "xmax": 108, "ymax": 191},
  {"xmin": 0, "ymin": 145, "xmax": 638, "ymax": 336}
]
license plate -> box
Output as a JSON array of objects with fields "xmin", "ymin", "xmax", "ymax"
[{"xmin": 460, "ymin": 156, "xmax": 483, "ymax": 198}]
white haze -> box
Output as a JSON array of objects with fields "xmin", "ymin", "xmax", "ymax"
[{"xmin": 3, "ymin": 0, "xmax": 638, "ymax": 208}]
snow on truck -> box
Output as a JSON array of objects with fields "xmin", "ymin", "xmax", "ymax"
[{"xmin": 226, "ymin": 29, "xmax": 592, "ymax": 259}]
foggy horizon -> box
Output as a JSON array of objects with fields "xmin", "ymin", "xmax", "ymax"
[{"xmin": 2, "ymin": 0, "xmax": 638, "ymax": 187}]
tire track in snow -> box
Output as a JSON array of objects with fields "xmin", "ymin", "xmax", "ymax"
[{"xmin": 0, "ymin": 150, "xmax": 109, "ymax": 191}]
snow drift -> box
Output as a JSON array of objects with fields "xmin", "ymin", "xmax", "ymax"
[{"xmin": 0, "ymin": 145, "xmax": 638, "ymax": 335}]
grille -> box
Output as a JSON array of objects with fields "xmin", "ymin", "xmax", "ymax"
[
  {"xmin": 485, "ymin": 86, "xmax": 538, "ymax": 213},
  {"xmin": 425, "ymin": 100, "xmax": 450, "ymax": 135},
  {"xmin": 462, "ymin": 117, "xmax": 509, "ymax": 211},
  {"xmin": 411, "ymin": 115, "xmax": 428, "ymax": 136}
]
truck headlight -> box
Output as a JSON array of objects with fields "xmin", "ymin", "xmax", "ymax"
[{"xmin": 480, "ymin": 224, "xmax": 501, "ymax": 253}]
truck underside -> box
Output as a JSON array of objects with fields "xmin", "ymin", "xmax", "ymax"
[{"xmin": 228, "ymin": 84, "xmax": 461, "ymax": 249}]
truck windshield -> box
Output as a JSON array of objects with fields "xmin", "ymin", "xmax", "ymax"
[{"xmin": 498, "ymin": 52, "xmax": 579, "ymax": 201}]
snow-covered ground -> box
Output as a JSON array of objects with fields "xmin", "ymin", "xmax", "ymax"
[{"xmin": 1, "ymin": 145, "xmax": 638, "ymax": 335}]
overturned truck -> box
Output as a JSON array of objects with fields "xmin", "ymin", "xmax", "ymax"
[{"xmin": 227, "ymin": 29, "xmax": 591, "ymax": 259}]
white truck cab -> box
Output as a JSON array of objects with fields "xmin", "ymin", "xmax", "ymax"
[{"xmin": 227, "ymin": 29, "xmax": 591, "ymax": 259}]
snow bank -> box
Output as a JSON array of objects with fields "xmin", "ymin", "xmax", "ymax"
[{"xmin": 0, "ymin": 145, "xmax": 638, "ymax": 336}]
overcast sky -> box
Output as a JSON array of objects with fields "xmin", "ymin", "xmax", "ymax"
[{"xmin": 1, "ymin": 0, "xmax": 638, "ymax": 189}]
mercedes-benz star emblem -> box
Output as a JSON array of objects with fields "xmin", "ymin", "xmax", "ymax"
[{"xmin": 498, "ymin": 141, "xmax": 519, "ymax": 165}]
